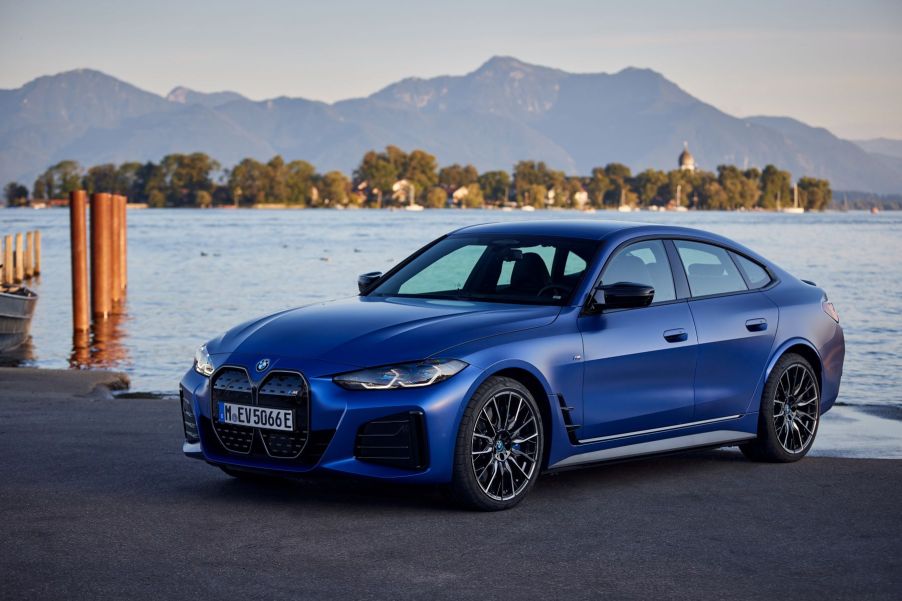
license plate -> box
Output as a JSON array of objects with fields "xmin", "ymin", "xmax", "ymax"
[{"xmin": 217, "ymin": 402, "xmax": 294, "ymax": 432}]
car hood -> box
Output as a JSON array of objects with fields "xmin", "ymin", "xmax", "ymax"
[{"xmin": 208, "ymin": 296, "xmax": 560, "ymax": 372}]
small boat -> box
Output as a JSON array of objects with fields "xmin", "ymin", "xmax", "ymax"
[
  {"xmin": 870, "ymin": 206, "xmax": 880, "ymax": 215},
  {"xmin": 0, "ymin": 285, "xmax": 38, "ymax": 352},
  {"xmin": 781, "ymin": 184, "xmax": 805, "ymax": 214},
  {"xmin": 617, "ymin": 189, "xmax": 634, "ymax": 212}
]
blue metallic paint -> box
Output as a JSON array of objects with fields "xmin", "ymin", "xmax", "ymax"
[
  {"xmin": 181, "ymin": 220, "xmax": 844, "ymax": 483},
  {"xmin": 578, "ymin": 302, "xmax": 698, "ymax": 440}
]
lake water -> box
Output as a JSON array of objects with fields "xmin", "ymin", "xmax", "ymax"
[{"xmin": 2, "ymin": 209, "xmax": 900, "ymax": 413}]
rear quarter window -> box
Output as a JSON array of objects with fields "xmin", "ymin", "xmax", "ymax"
[{"xmin": 732, "ymin": 253, "xmax": 772, "ymax": 289}]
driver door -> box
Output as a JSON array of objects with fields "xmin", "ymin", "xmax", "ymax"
[{"xmin": 577, "ymin": 239, "xmax": 698, "ymax": 441}]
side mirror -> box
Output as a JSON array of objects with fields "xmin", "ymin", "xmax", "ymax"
[
  {"xmin": 358, "ymin": 271, "xmax": 383, "ymax": 293},
  {"xmin": 588, "ymin": 282, "xmax": 654, "ymax": 313}
]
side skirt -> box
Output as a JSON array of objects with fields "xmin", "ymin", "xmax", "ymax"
[{"xmin": 548, "ymin": 429, "xmax": 755, "ymax": 470}]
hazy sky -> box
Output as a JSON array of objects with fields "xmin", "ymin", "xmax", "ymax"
[{"xmin": 2, "ymin": 0, "xmax": 900, "ymax": 139}]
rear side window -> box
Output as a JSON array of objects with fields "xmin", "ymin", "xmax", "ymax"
[
  {"xmin": 675, "ymin": 240, "xmax": 748, "ymax": 297},
  {"xmin": 732, "ymin": 253, "xmax": 772, "ymax": 289}
]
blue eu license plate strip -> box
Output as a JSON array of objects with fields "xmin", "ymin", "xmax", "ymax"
[{"xmin": 217, "ymin": 402, "xmax": 294, "ymax": 432}]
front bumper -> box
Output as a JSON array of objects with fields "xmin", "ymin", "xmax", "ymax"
[{"xmin": 180, "ymin": 356, "xmax": 481, "ymax": 484}]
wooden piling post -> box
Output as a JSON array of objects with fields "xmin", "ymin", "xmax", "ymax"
[
  {"xmin": 110, "ymin": 194, "xmax": 121, "ymax": 302},
  {"xmin": 33, "ymin": 230, "xmax": 41, "ymax": 275},
  {"xmin": 14, "ymin": 233, "xmax": 24, "ymax": 282},
  {"xmin": 90, "ymin": 192, "xmax": 113, "ymax": 319},
  {"xmin": 24, "ymin": 231, "xmax": 34, "ymax": 278},
  {"xmin": 119, "ymin": 195, "xmax": 127, "ymax": 292},
  {"xmin": 70, "ymin": 191, "xmax": 90, "ymax": 331},
  {"xmin": 2, "ymin": 235, "xmax": 12, "ymax": 285}
]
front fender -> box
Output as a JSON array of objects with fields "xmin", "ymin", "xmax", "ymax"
[{"xmin": 457, "ymin": 358, "xmax": 577, "ymax": 470}]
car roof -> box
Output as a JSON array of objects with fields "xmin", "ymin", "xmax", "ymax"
[
  {"xmin": 452, "ymin": 219, "xmax": 731, "ymax": 242},
  {"xmin": 452, "ymin": 220, "xmax": 643, "ymax": 240},
  {"xmin": 450, "ymin": 219, "xmax": 777, "ymax": 271}
]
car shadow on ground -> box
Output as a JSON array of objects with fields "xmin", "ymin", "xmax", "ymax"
[{"xmin": 179, "ymin": 448, "xmax": 750, "ymax": 512}]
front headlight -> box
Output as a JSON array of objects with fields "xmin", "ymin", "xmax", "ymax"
[
  {"xmin": 194, "ymin": 344, "xmax": 214, "ymax": 376},
  {"xmin": 333, "ymin": 359, "xmax": 468, "ymax": 390}
]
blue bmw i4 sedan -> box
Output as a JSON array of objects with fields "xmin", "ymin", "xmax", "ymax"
[{"xmin": 180, "ymin": 220, "xmax": 844, "ymax": 510}]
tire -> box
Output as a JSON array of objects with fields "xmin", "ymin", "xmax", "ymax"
[
  {"xmin": 450, "ymin": 376, "xmax": 544, "ymax": 511},
  {"xmin": 740, "ymin": 353, "xmax": 820, "ymax": 463}
]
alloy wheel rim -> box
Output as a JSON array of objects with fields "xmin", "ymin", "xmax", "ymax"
[
  {"xmin": 773, "ymin": 363, "xmax": 819, "ymax": 454},
  {"xmin": 471, "ymin": 390, "xmax": 539, "ymax": 501}
]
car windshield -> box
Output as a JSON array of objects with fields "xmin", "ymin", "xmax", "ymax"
[{"xmin": 369, "ymin": 234, "xmax": 600, "ymax": 305}]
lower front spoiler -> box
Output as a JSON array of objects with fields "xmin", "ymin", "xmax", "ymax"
[{"xmin": 183, "ymin": 441, "xmax": 203, "ymax": 458}]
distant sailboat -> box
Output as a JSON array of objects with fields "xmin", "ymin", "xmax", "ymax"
[
  {"xmin": 782, "ymin": 183, "xmax": 805, "ymax": 214},
  {"xmin": 617, "ymin": 188, "xmax": 634, "ymax": 212},
  {"xmin": 668, "ymin": 183, "xmax": 688, "ymax": 212}
]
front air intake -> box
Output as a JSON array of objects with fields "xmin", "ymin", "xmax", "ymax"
[
  {"xmin": 355, "ymin": 411, "xmax": 428, "ymax": 470},
  {"xmin": 180, "ymin": 387, "xmax": 199, "ymax": 444}
]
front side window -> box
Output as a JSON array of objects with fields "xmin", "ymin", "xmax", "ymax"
[
  {"xmin": 675, "ymin": 240, "xmax": 748, "ymax": 297},
  {"xmin": 601, "ymin": 240, "xmax": 676, "ymax": 303},
  {"xmin": 370, "ymin": 235, "xmax": 599, "ymax": 305}
]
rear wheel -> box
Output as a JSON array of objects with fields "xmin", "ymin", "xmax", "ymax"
[
  {"xmin": 741, "ymin": 353, "xmax": 820, "ymax": 462},
  {"xmin": 451, "ymin": 376, "xmax": 544, "ymax": 511}
]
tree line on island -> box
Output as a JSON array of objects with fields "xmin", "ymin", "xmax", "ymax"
[{"xmin": 5, "ymin": 146, "xmax": 833, "ymax": 211}]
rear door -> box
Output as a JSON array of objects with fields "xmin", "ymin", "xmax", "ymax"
[{"xmin": 672, "ymin": 240, "xmax": 778, "ymax": 420}]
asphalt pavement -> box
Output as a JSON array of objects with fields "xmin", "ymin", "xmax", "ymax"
[{"xmin": 1, "ymin": 386, "xmax": 900, "ymax": 600}]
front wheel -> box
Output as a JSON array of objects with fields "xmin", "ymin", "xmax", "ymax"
[
  {"xmin": 450, "ymin": 376, "xmax": 544, "ymax": 511},
  {"xmin": 740, "ymin": 353, "xmax": 820, "ymax": 462}
]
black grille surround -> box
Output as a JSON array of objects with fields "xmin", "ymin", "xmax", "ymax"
[
  {"xmin": 355, "ymin": 411, "xmax": 428, "ymax": 470},
  {"xmin": 208, "ymin": 366, "xmax": 313, "ymax": 462}
]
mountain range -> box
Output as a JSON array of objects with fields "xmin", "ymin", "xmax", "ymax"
[{"xmin": 2, "ymin": 56, "xmax": 901, "ymax": 193}]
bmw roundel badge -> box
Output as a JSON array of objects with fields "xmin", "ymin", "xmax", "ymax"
[{"xmin": 255, "ymin": 358, "xmax": 271, "ymax": 372}]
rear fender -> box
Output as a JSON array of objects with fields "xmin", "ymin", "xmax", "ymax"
[{"xmin": 745, "ymin": 337, "xmax": 822, "ymax": 415}]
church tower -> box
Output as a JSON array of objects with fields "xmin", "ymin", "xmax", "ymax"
[{"xmin": 678, "ymin": 142, "xmax": 696, "ymax": 172}]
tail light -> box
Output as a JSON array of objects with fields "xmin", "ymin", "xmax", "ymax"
[{"xmin": 822, "ymin": 300, "xmax": 839, "ymax": 323}]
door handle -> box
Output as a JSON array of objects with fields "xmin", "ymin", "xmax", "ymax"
[
  {"xmin": 663, "ymin": 328, "xmax": 688, "ymax": 343},
  {"xmin": 745, "ymin": 318, "xmax": 768, "ymax": 332}
]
